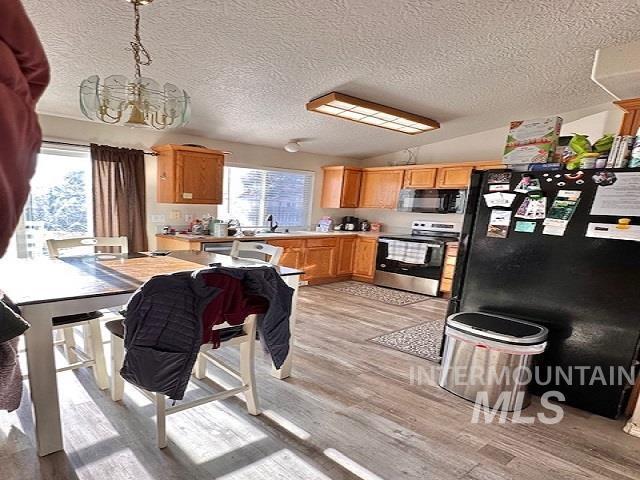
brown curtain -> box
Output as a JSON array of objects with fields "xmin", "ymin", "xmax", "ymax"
[{"xmin": 91, "ymin": 144, "xmax": 148, "ymax": 252}]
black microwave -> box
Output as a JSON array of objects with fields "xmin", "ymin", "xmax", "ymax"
[{"xmin": 397, "ymin": 188, "xmax": 466, "ymax": 214}]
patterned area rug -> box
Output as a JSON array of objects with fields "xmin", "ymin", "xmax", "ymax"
[
  {"xmin": 331, "ymin": 281, "xmax": 431, "ymax": 306},
  {"xmin": 370, "ymin": 321, "xmax": 445, "ymax": 363}
]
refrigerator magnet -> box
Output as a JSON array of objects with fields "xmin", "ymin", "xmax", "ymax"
[
  {"xmin": 564, "ymin": 171, "xmax": 584, "ymax": 181},
  {"xmin": 487, "ymin": 210, "xmax": 513, "ymax": 238},
  {"xmin": 514, "ymin": 221, "xmax": 537, "ymax": 233},
  {"xmin": 489, "ymin": 184, "xmax": 510, "ymax": 192},
  {"xmin": 487, "ymin": 172, "xmax": 512, "ymax": 184},
  {"xmin": 515, "ymin": 195, "xmax": 546, "ymax": 220},
  {"xmin": 585, "ymin": 222, "xmax": 640, "ymax": 242},
  {"xmin": 514, "ymin": 174, "xmax": 542, "ymax": 193},
  {"xmin": 484, "ymin": 192, "xmax": 517, "ymax": 208}
]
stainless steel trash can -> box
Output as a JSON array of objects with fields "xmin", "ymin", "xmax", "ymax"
[{"xmin": 438, "ymin": 312, "xmax": 548, "ymax": 411}]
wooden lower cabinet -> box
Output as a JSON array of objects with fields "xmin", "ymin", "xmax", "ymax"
[
  {"xmin": 439, "ymin": 243, "xmax": 458, "ymax": 297},
  {"xmin": 352, "ymin": 236, "xmax": 378, "ymax": 282},
  {"xmin": 303, "ymin": 238, "xmax": 338, "ymax": 283},
  {"xmin": 156, "ymin": 236, "xmax": 200, "ymax": 251},
  {"xmin": 336, "ymin": 237, "xmax": 356, "ymax": 276},
  {"xmin": 268, "ymin": 235, "xmax": 377, "ymax": 285},
  {"xmin": 265, "ymin": 239, "xmax": 304, "ymax": 270}
]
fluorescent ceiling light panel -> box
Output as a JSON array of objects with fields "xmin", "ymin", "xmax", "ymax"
[
  {"xmin": 360, "ymin": 116, "xmax": 387, "ymax": 125},
  {"xmin": 327, "ymin": 100, "xmax": 356, "ymax": 110},
  {"xmin": 351, "ymin": 106, "xmax": 378, "ymax": 115},
  {"xmin": 338, "ymin": 110, "xmax": 366, "ymax": 120},
  {"xmin": 381, "ymin": 122, "xmax": 405, "ymax": 130},
  {"xmin": 395, "ymin": 117, "xmax": 417, "ymax": 126},
  {"xmin": 374, "ymin": 112, "xmax": 398, "ymax": 121},
  {"xmin": 315, "ymin": 105, "xmax": 344, "ymax": 115},
  {"xmin": 306, "ymin": 92, "xmax": 439, "ymax": 135}
]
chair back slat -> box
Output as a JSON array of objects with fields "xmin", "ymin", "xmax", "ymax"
[
  {"xmin": 230, "ymin": 241, "xmax": 283, "ymax": 265},
  {"xmin": 47, "ymin": 236, "xmax": 129, "ymax": 257}
]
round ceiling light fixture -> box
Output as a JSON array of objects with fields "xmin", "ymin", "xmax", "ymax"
[{"xmin": 284, "ymin": 141, "xmax": 301, "ymax": 153}]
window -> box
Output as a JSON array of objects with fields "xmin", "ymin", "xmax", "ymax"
[
  {"xmin": 6, "ymin": 147, "xmax": 93, "ymax": 259},
  {"xmin": 219, "ymin": 165, "xmax": 314, "ymax": 229}
]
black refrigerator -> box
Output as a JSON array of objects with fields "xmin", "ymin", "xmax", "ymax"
[{"xmin": 449, "ymin": 167, "xmax": 640, "ymax": 418}]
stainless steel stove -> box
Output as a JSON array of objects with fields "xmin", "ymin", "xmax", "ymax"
[{"xmin": 374, "ymin": 221, "xmax": 460, "ymax": 296}]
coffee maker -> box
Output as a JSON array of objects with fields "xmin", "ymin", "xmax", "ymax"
[{"xmin": 342, "ymin": 216, "xmax": 359, "ymax": 231}]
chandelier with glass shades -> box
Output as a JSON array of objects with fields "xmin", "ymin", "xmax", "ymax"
[{"xmin": 79, "ymin": 0, "xmax": 190, "ymax": 129}]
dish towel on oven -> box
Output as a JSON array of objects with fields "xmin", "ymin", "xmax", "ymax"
[{"xmin": 386, "ymin": 240, "xmax": 429, "ymax": 264}]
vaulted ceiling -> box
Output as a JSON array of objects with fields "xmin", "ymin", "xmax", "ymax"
[{"xmin": 25, "ymin": 0, "xmax": 640, "ymax": 158}]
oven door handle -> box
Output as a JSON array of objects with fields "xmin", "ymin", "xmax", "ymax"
[{"xmin": 379, "ymin": 239, "xmax": 444, "ymax": 249}]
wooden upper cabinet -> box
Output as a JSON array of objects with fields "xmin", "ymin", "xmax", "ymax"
[
  {"xmin": 358, "ymin": 168, "xmax": 405, "ymax": 209},
  {"xmin": 153, "ymin": 144, "xmax": 225, "ymax": 204},
  {"xmin": 403, "ymin": 167, "xmax": 437, "ymax": 188},
  {"xmin": 321, "ymin": 166, "xmax": 362, "ymax": 208},
  {"xmin": 474, "ymin": 162, "xmax": 505, "ymax": 171},
  {"xmin": 436, "ymin": 166, "xmax": 474, "ymax": 189}
]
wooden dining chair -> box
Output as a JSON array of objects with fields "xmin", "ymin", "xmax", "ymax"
[
  {"xmin": 230, "ymin": 240, "xmax": 283, "ymax": 265},
  {"xmin": 44, "ymin": 236, "xmax": 128, "ymax": 389},
  {"xmin": 108, "ymin": 313, "xmax": 261, "ymax": 449}
]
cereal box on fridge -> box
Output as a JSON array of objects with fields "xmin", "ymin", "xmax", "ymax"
[{"xmin": 503, "ymin": 116, "xmax": 563, "ymax": 165}]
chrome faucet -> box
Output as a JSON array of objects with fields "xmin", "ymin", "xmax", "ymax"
[{"xmin": 265, "ymin": 214, "xmax": 278, "ymax": 232}]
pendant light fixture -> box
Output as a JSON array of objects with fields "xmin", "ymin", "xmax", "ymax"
[{"xmin": 79, "ymin": 0, "xmax": 190, "ymax": 129}]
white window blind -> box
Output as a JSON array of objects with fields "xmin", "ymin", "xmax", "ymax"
[{"xmin": 219, "ymin": 165, "xmax": 314, "ymax": 229}]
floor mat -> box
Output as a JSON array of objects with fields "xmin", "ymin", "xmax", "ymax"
[
  {"xmin": 331, "ymin": 281, "xmax": 432, "ymax": 306},
  {"xmin": 369, "ymin": 320, "xmax": 445, "ymax": 363}
]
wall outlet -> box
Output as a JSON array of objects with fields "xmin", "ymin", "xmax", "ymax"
[
  {"xmin": 185, "ymin": 214, "xmax": 194, "ymax": 223},
  {"xmin": 150, "ymin": 214, "xmax": 166, "ymax": 223},
  {"xmin": 170, "ymin": 210, "xmax": 181, "ymax": 220}
]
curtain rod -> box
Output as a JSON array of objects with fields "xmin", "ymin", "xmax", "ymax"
[{"xmin": 42, "ymin": 140, "xmax": 159, "ymax": 156}]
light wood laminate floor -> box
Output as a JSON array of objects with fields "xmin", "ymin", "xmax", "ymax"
[{"xmin": 1, "ymin": 283, "xmax": 639, "ymax": 479}]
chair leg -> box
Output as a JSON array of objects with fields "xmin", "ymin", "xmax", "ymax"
[
  {"xmin": 155, "ymin": 393, "xmax": 167, "ymax": 449},
  {"xmin": 62, "ymin": 327, "xmax": 79, "ymax": 363},
  {"xmin": 110, "ymin": 334, "xmax": 125, "ymax": 401},
  {"xmin": 87, "ymin": 319, "xmax": 108, "ymax": 390},
  {"xmin": 239, "ymin": 339, "xmax": 260, "ymax": 415},
  {"xmin": 193, "ymin": 353, "xmax": 207, "ymax": 380},
  {"xmin": 82, "ymin": 324, "xmax": 92, "ymax": 357}
]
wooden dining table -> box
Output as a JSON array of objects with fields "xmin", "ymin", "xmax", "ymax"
[{"xmin": 0, "ymin": 250, "xmax": 303, "ymax": 457}]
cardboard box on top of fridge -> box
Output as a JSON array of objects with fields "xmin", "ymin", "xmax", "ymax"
[{"xmin": 503, "ymin": 116, "xmax": 563, "ymax": 164}]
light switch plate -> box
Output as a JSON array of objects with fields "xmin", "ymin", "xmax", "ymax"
[
  {"xmin": 170, "ymin": 210, "xmax": 181, "ymax": 220},
  {"xmin": 151, "ymin": 214, "xmax": 166, "ymax": 223}
]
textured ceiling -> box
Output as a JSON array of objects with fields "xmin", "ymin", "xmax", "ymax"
[{"xmin": 24, "ymin": 0, "xmax": 640, "ymax": 158}]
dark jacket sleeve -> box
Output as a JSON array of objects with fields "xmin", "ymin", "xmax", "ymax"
[
  {"xmin": 0, "ymin": 0, "xmax": 50, "ymax": 104},
  {"xmin": 0, "ymin": 299, "xmax": 29, "ymax": 344}
]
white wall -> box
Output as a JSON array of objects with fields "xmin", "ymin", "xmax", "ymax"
[
  {"xmin": 355, "ymin": 104, "xmax": 623, "ymax": 233},
  {"xmin": 38, "ymin": 114, "xmax": 356, "ymax": 249},
  {"xmin": 38, "ymin": 102, "xmax": 624, "ymax": 242}
]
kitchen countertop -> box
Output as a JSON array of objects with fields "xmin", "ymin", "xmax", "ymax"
[{"xmin": 156, "ymin": 231, "xmax": 381, "ymax": 243}]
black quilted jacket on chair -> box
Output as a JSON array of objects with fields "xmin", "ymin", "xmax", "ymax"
[{"xmin": 121, "ymin": 266, "xmax": 293, "ymax": 400}]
